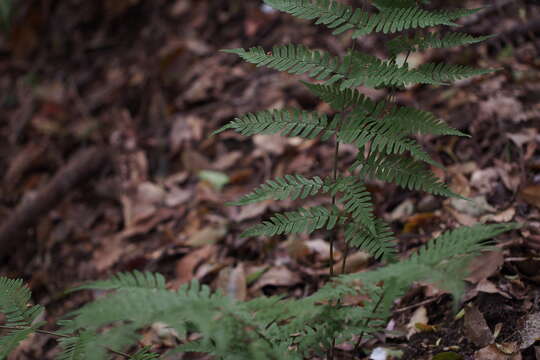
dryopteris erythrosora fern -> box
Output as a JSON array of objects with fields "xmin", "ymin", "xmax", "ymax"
[{"xmin": 0, "ymin": 1, "xmax": 519, "ymax": 359}]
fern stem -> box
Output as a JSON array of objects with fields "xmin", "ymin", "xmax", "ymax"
[
  {"xmin": 353, "ymin": 290, "xmax": 386, "ymax": 353},
  {"xmin": 0, "ymin": 325, "xmax": 71, "ymax": 338},
  {"xmin": 0, "ymin": 325, "xmax": 135, "ymax": 359}
]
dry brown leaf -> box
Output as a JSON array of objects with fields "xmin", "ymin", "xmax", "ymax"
[
  {"xmin": 519, "ymin": 185, "xmax": 540, "ymax": 209},
  {"xmin": 285, "ymin": 236, "xmax": 310, "ymax": 262},
  {"xmin": 186, "ymin": 223, "xmax": 227, "ymax": 247},
  {"xmin": 232, "ymin": 202, "xmax": 269, "ymax": 222},
  {"xmin": 174, "ymin": 245, "xmax": 216, "ymax": 286},
  {"xmin": 252, "ymin": 266, "xmax": 301, "ymax": 291},
  {"xmin": 406, "ymin": 306, "xmax": 429, "ymax": 339},
  {"xmin": 480, "ymin": 208, "xmax": 516, "ymax": 224},
  {"xmin": 466, "ymin": 251, "xmax": 504, "ymax": 284},
  {"xmin": 216, "ymin": 264, "xmax": 247, "ymax": 301},
  {"xmin": 253, "ymin": 134, "xmax": 288, "ymax": 155},
  {"xmin": 333, "ymin": 251, "xmax": 370, "ymax": 275},
  {"xmin": 474, "ymin": 344, "xmax": 521, "ymax": 360},
  {"xmin": 519, "ymin": 312, "xmax": 540, "ymax": 349},
  {"xmin": 464, "ymin": 303, "xmax": 493, "ymax": 347}
]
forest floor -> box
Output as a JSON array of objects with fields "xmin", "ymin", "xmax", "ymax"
[{"xmin": 1, "ymin": 0, "xmax": 540, "ymax": 359}]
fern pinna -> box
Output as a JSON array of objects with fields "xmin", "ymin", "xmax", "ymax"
[{"xmin": 0, "ymin": 1, "xmax": 519, "ymax": 359}]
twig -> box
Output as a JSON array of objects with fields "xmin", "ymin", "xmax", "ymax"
[{"xmin": 0, "ymin": 146, "xmax": 109, "ymax": 255}]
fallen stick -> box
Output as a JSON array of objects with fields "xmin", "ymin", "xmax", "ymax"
[{"xmin": 0, "ymin": 146, "xmax": 109, "ymax": 255}]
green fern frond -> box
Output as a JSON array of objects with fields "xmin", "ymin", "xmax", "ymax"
[
  {"xmin": 316, "ymin": 223, "xmax": 518, "ymax": 303},
  {"xmin": 388, "ymin": 32, "xmax": 494, "ymax": 56},
  {"xmin": 71, "ymin": 271, "xmax": 166, "ymax": 292},
  {"xmin": 353, "ymin": 152, "xmax": 459, "ymax": 197},
  {"xmin": 212, "ymin": 108, "xmax": 338, "ymax": 139},
  {"xmin": 411, "ymin": 223, "xmax": 520, "ymax": 267},
  {"xmin": 57, "ymin": 331, "xmax": 95, "ymax": 360},
  {"xmin": 222, "ymin": 45, "xmax": 345, "ymax": 84},
  {"xmin": 416, "ymin": 62, "xmax": 495, "ymax": 83},
  {"xmin": 344, "ymin": 219, "xmax": 396, "ymax": 261},
  {"xmin": 302, "ymin": 81, "xmax": 376, "ymax": 111},
  {"xmin": 339, "ymin": 115, "xmax": 442, "ymax": 167},
  {"xmin": 229, "ymin": 175, "xmax": 360, "ymax": 206},
  {"xmin": 264, "ymin": 0, "xmax": 479, "ymax": 38},
  {"xmin": 304, "ymin": 83, "xmax": 467, "ymax": 137},
  {"xmin": 241, "ymin": 205, "xmax": 346, "ymax": 237}
]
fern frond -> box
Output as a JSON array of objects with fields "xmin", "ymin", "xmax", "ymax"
[
  {"xmin": 71, "ymin": 271, "xmax": 166, "ymax": 292},
  {"xmin": 353, "ymin": 152, "xmax": 459, "ymax": 197},
  {"xmin": 264, "ymin": 1, "xmax": 480, "ymax": 38},
  {"xmin": 224, "ymin": 45, "xmax": 451, "ymax": 89},
  {"xmin": 57, "ymin": 331, "xmax": 95, "ymax": 360},
  {"xmin": 316, "ymin": 223, "xmax": 519, "ymax": 303},
  {"xmin": 388, "ymin": 32, "xmax": 494, "ymax": 56},
  {"xmin": 416, "ymin": 62, "xmax": 495, "ymax": 83},
  {"xmin": 344, "ymin": 219, "xmax": 396, "ymax": 261},
  {"xmin": 212, "ymin": 108, "xmax": 338, "ymax": 139},
  {"xmin": 304, "ymin": 83, "xmax": 467, "ymax": 137},
  {"xmin": 339, "ymin": 115, "xmax": 442, "ymax": 167},
  {"xmin": 229, "ymin": 175, "xmax": 358, "ymax": 206},
  {"xmin": 410, "ymin": 223, "xmax": 520, "ymax": 267},
  {"xmin": 241, "ymin": 205, "xmax": 346, "ymax": 237},
  {"xmin": 222, "ymin": 45, "xmax": 345, "ymax": 84}
]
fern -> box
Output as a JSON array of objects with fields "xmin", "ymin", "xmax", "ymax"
[
  {"xmin": 263, "ymin": 0, "xmax": 480, "ymax": 38},
  {"xmin": 0, "ymin": 1, "xmax": 520, "ymax": 359}
]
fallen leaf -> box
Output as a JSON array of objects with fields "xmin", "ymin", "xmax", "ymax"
[
  {"xmin": 519, "ymin": 312, "xmax": 540, "ymax": 349},
  {"xmin": 407, "ymin": 306, "xmax": 429, "ymax": 339},
  {"xmin": 216, "ymin": 264, "xmax": 247, "ymax": 301},
  {"xmin": 387, "ymin": 199, "xmax": 415, "ymax": 221},
  {"xmin": 480, "ymin": 208, "xmax": 515, "ymax": 224},
  {"xmin": 253, "ymin": 134, "xmax": 287, "ymax": 155},
  {"xmin": 186, "ymin": 223, "xmax": 227, "ymax": 247},
  {"xmin": 174, "ymin": 245, "xmax": 216, "ymax": 286},
  {"xmin": 252, "ymin": 266, "xmax": 301, "ymax": 291},
  {"xmin": 165, "ymin": 187, "xmax": 192, "ymax": 207},
  {"xmin": 451, "ymin": 196, "xmax": 496, "ymax": 217},
  {"xmin": 475, "ymin": 344, "xmax": 521, "ymax": 360},
  {"xmin": 433, "ymin": 352, "xmax": 463, "ymax": 360},
  {"xmin": 519, "ymin": 185, "xmax": 540, "ymax": 209},
  {"xmin": 463, "ymin": 303, "xmax": 493, "ymax": 347},
  {"xmin": 466, "ymin": 251, "xmax": 504, "ymax": 283},
  {"xmin": 285, "ymin": 236, "xmax": 310, "ymax": 262},
  {"xmin": 232, "ymin": 202, "xmax": 268, "ymax": 222},
  {"xmin": 198, "ymin": 170, "xmax": 229, "ymax": 191},
  {"xmin": 333, "ymin": 251, "xmax": 370, "ymax": 275},
  {"xmin": 403, "ymin": 213, "xmax": 437, "ymax": 233}
]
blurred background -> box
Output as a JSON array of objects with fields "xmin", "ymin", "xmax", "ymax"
[{"xmin": 0, "ymin": 0, "xmax": 539, "ymax": 358}]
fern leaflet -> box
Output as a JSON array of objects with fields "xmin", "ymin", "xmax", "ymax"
[
  {"xmin": 241, "ymin": 205, "xmax": 346, "ymax": 237},
  {"xmin": 264, "ymin": 0, "xmax": 480, "ymax": 38},
  {"xmin": 212, "ymin": 108, "xmax": 338, "ymax": 140},
  {"xmin": 345, "ymin": 219, "xmax": 396, "ymax": 261},
  {"xmin": 352, "ymin": 152, "xmax": 459, "ymax": 197},
  {"xmin": 388, "ymin": 32, "xmax": 494, "ymax": 56}
]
